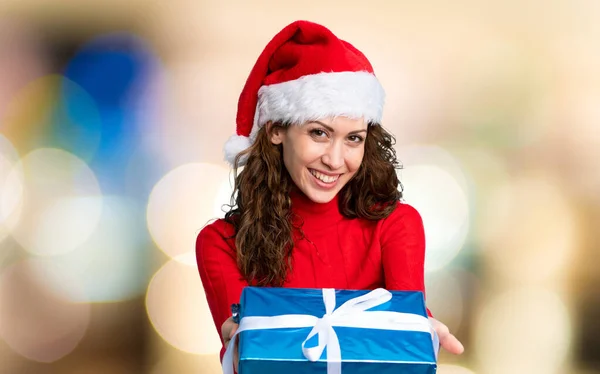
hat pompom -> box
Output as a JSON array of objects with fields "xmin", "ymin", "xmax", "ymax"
[{"xmin": 223, "ymin": 134, "xmax": 252, "ymax": 165}]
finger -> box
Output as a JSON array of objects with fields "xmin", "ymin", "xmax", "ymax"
[
  {"xmin": 229, "ymin": 322, "xmax": 239, "ymax": 339},
  {"xmin": 223, "ymin": 328, "xmax": 237, "ymax": 350},
  {"xmin": 233, "ymin": 334, "xmax": 240, "ymax": 372},
  {"xmin": 431, "ymin": 318, "xmax": 449, "ymax": 336},
  {"xmin": 440, "ymin": 333, "xmax": 464, "ymax": 355},
  {"xmin": 221, "ymin": 316, "xmax": 233, "ymax": 340},
  {"xmin": 429, "ymin": 317, "xmax": 464, "ymax": 355}
]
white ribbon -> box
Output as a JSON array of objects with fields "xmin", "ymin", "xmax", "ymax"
[{"xmin": 222, "ymin": 288, "xmax": 438, "ymax": 374}]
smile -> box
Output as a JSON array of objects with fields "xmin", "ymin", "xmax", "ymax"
[{"xmin": 309, "ymin": 169, "xmax": 341, "ymax": 184}]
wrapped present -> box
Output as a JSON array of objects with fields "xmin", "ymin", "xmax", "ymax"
[{"xmin": 223, "ymin": 287, "xmax": 439, "ymax": 374}]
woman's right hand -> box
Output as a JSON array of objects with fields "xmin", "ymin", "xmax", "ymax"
[{"xmin": 221, "ymin": 317, "xmax": 240, "ymax": 372}]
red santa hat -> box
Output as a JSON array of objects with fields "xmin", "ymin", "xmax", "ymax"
[{"xmin": 224, "ymin": 20, "xmax": 385, "ymax": 165}]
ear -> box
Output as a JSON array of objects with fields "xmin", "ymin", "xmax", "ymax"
[{"xmin": 267, "ymin": 122, "xmax": 284, "ymax": 145}]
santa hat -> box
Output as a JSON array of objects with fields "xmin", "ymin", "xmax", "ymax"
[{"xmin": 224, "ymin": 20, "xmax": 385, "ymax": 165}]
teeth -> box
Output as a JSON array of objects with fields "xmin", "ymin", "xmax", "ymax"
[{"xmin": 310, "ymin": 169, "xmax": 339, "ymax": 183}]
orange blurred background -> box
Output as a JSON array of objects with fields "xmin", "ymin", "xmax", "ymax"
[{"xmin": 1, "ymin": 1, "xmax": 599, "ymax": 373}]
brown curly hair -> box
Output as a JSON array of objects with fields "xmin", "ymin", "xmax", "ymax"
[{"xmin": 224, "ymin": 123, "xmax": 402, "ymax": 286}]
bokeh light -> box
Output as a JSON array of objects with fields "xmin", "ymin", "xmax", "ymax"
[
  {"xmin": 0, "ymin": 260, "xmax": 91, "ymax": 362},
  {"xmin": 124, "ymin": 139, "xmax": 170, "ymax": 200},
  {"xmin": 63, "ymin": 33, "xmax": 158, "ymax": 112},
  {"xmin": 479, "ymin": 173, "xmax": 578, "ymax": 284},
  {"xmin": 1, "ymin": 75, "xmax": 62, "ymax": 153},
  {"xmin": 474, "ymin": 287, "xmax": 571, "ymax": 374},
  {"xmin": 145, "ymin": 258, "xmax": 222, "ymax": 355},
  {"xmin": 0, "ymin": 74, "xmax": 104, "ymax": 163},
  {"xmin": 437, "ymin": 364, "xmax": 476, "ymax": 374},
  {"xmin": 425, "ymin": 270, "xmax": 464, "ymax": 334},
  {"xmin": 151, "ymin": 352, "xmax": 222, "ymax": 374},
  {"xmin": 449, "ymin": 33, "xmax": 550, "ymax": 150},
  {"xmin": 147, "ymin": 162, "xmax": 231, "ymax": 262},
  {"xmin": 27, "ymin": 196, "xmax": 150, "ymax": 303},
  {"xmin": 556, "ymin": 86, "xmax": 600, "ymax": 204},
  {"xmin": 9, "ymin": 148, "xmax": 103, "ymax": 257},
  {"xmin": 213, "ymin": 171, "xmax": 235, "ymax": 219},
  {"xmin": 0, "ymin": 134, "xmax": 22, "ymax": 244},
  {"xmin": 397, "ymin": 145, "xmax": 471, "ymax": 272},
  {"xmin": 0, "ymin": 19, "xmax": 49, "ymax": 121},
  {"xmin": 151, "ymin": 55, "xmax": 243, "ymax": 167},
  {"xmin": 450, "ymin": 147, "xmax": 510, "ymax": 237},
  {"xmin": 62, "ymin": 32, "xmax": 162, "ymax": 195},
  {"xmin": 45, "ymin": 77, "xmax": 103, "ymax": 162}
]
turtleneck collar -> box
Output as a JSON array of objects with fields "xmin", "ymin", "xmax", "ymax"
[{"xmin": 289, "ymin": 186, "xmax": 344, "ymax": 231}]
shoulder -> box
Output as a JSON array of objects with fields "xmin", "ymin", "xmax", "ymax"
[
  {"xmin": 377, "ymin": 201, "xmax": 426, "ymax": 248},
  {"xmin": 196, "ymin": 218, "xmax": 237, "ymax": 255},
  {"xmin": 380, "ymin": 201, "xmax": 424, "ymax": 231},
  {"xmin": 199, "ymin": 217, "xmax": 235, "ymax": 235}
]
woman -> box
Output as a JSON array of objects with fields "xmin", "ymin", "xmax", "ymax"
[{"xmin": 196, "ymin": 20, "xmax": 464, "ymax": 369}]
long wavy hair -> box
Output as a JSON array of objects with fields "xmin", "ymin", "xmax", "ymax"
[{"xmin": 224, "ymin": 123, "xmax": 403, "ymax": 286}]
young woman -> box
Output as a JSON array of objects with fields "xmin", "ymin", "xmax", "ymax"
[{"xmin": 196, "ymin": 20, "xmax": 464, "ymax": 369}]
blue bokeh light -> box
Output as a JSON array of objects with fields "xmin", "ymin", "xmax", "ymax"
[{"xmin": 62, "ymin": 32, "xmax": 163, "ymax": 195}]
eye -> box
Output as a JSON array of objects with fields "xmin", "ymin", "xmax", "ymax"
[
  {"xmin": 309, "ymin": 129, "xmax": 328, "ymax": 138},
  {"xmin": 348, "ymin": 135, "xmax": 364, "ymax": 143}
]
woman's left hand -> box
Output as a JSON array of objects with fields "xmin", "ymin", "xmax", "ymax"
[{"xmin": 429, "ymin": 317, "xmax": 464, "ymax": 355}]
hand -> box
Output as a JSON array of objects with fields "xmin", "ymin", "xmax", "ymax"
[
  {"xmin": 221, "ymin": 317, "xmax": 240, "ymax": 372},
  {"xmin": 429, "ymin": 317, "xmax": 464, "ymax": 355}
]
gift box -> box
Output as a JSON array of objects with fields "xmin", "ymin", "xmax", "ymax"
[{"xmin": 223, "ymin": 287, "xmax": 439, "ymax": 374}]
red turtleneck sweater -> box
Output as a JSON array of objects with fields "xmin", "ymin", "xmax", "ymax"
[{"xmin": 196, "ymin": 190, "xmax": 431, "ymax": 360}]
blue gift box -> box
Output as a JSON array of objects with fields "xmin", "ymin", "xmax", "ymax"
[{"xmin": 225, "ymin": 287, "xmax": 438, "ymax": 374}]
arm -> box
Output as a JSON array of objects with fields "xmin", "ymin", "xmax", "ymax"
[
  {"xmin": 196, "ymin": 221, "xmax": 248, "ymax": 361},
  {"xmin": 380, "ymin": 202, "xmax": 432, "ymax": 317},
  {"xmin": 381, "ymin": 203, "xmax": 465, "ymax": 354}
]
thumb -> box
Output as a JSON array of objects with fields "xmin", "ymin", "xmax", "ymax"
[
  {"xmin": 440, "ymin": 333, "xmax": 464, "ymax": 355},
  {"xmin": 229, "ymin": 323, "xmax": 239, "ymax": 340}
]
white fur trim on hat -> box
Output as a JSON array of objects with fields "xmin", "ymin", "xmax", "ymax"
[
  {"xmin": 256, "ymin": 70, "xmax": 384, "ymax": 128},
  {"xmin": 223, "ymin": 70, "xmax": 385, "ymax": 166},
  {"xmin": 223, "ymin": 134, "xmax": 252, "ymax": 165}
]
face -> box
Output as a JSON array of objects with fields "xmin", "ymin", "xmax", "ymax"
[{"xmin": 269, "ymin": 116, "xmax": 367, "ymax": 204}]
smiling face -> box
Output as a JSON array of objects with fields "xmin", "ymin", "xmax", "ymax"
[{"xmin": 269, "ymin": 117, "xmax": 368, "ymax": 204}]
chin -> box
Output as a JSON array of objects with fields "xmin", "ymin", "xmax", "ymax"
[{"xmin": 303, "ymin": 188, "xmax": 339, "ymax": 204}]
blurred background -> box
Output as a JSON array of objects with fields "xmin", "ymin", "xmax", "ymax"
[{"xmin": 0, "ymin": 0, "xmax": 599, "ymax": 373}]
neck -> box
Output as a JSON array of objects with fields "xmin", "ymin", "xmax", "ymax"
[
  {"xmin": 289, "ymin": 186, "xmax": 344, "ymax": 232},
  {"xmin": 289, "ymin": 186, "xmax": 338, "ymax": 212}
]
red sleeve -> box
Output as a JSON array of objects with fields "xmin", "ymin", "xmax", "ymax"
[
  {"xmin": 380, "ymin": 203, "xmax": 433, "ymax": 317},
  {"xmin": 196, "ymin": 220, "xmax": 248, "ymax": 361}
]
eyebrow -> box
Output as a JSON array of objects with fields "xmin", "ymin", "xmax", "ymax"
[{"xmin": 311, "ymin": 121, "xmax": 368, "ymax": 135}]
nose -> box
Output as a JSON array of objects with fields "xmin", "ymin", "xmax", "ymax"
[{"xmin": 321, "ymin": 141, "xmax": 344, "ymax": 170}]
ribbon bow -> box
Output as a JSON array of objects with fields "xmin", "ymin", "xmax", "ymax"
[{"xmin": 223, "ymin": 288, "xmax": 437, "ymax": 374}]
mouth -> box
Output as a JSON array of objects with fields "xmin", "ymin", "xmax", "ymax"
[{"xmin": 309, "ymin": 168, "xmax": 341, "ymax": 186}]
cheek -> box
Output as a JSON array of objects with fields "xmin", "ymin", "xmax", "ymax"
[
  {"xmin": 291, "ymin": 141, "xmax": 322, "ymax": 166},
  {"xmin": 346, "ymin": 148, "xmax": 365, "ymax": 173},
  {"xmin": 283, "ymin": 140, "xmax": 316, "ymax": 176},
  {"xmin": 282, "ymin": 149, "xmax": 297, "ymax": 176}
]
